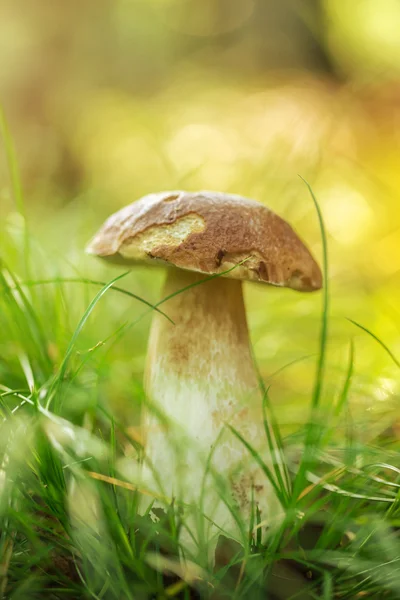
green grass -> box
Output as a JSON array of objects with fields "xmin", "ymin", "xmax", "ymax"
[{"xmin": 1, "ymin": 122, "xmax": 400, "ymax": 599}]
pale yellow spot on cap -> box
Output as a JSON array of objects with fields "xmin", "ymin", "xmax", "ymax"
[{"xmin": 120, "ymin": 213, "xmax": 205, "ymax": 261}]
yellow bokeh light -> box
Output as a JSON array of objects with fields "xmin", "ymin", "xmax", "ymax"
[
  {"xmin": 325, "ymin": 0, "xmax": 400, "ymax": 79},
  {"xmin": 322, "ymin": 184, "xmax": 373, "ymax": 245},
  {"xmin": 166, "ymin": 123, "xmax": 237, "ymax": 171}
]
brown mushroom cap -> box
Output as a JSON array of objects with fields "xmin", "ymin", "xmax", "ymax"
[{"xmin": 86, "ymin": 190, "xmax": 322, "ymax": 292}]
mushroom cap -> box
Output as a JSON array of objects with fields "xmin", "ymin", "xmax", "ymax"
[{"xmin": 86, "ymin": 190, "xmax": 322, "ymax": 292}]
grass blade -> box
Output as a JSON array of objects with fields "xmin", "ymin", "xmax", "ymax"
[
  {"xmin": 299, "ymin": 176, "xmax": 329, "ymax": 412},
  {"xmin": 261, "ymin": 391, "xmax": 291, "ymax": 505},
  {"xmin": 347, "ymin": 318, "xmax": 400, "ymax": 369},
  {"xmin": 334, "ymin": 339, "xmax": 354, "ymax": 417},
  {"xmin": 45, "ymin": 271, "xmax": 130, "ymax": 409},
  {"xmin": 16, "ymin": 277, "xmax": 174, "ymax": 324},
  {"xmin": 294, "ymin": 177, "xmax": 329, "ymax": 498},
  {"xmin": 227, "ymin": 424, "xmax": 288, "ymax": 508}
]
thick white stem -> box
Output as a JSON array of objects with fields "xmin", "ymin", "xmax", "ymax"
[{"xmin": 142, "ymin": 269, "xmax": 280, "ymax": 547}]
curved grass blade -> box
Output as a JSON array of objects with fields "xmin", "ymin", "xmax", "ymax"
[
  {"xmin": 318, "ymin": 452, "xmax": 400, "ymax": 490},
  {"xmin": 265, "ymin": 354, "xmax": 315, "ymax": 382},
  {"xmin": 347, "ymin": 318, "xmax": 400, "ymax": 369},
  {"xmin": 304, "ymin": 470, "xmax": 397, "ymax": 503},
  {"xmin": 364, "ymin": 462, "xmax": 400, "ymax": 476},
  {"xmin": 97, "ymin": 258, "xmax": 254, "ymax": 364},
  {"xmin": 14, "ymin": 277, "xmax": 173, "ymax": 324},
  {"xmin": 45, "ymin": 271, "xmax": 130, "ymax": 409}
]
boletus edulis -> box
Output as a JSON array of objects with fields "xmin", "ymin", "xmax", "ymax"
[{"xmin": 86, "ymin": 190, "xmax": 322, "ymax": 549}]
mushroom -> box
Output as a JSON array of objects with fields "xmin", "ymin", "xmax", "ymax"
[{"xmin": 86, "ymin": 190, "xmax": 322, "ymax": 546}]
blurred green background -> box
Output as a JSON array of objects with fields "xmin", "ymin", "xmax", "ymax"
[{"xmin": 1, "ymin": 0, "xmax": 399, "ymax": 438}]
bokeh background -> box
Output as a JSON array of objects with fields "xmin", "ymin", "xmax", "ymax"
[{"xmin": 1, "ymin": 0, "xmax": 400, "ymax": 438}]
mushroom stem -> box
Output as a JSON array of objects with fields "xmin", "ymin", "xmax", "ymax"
[{"xmin": 142, "ymin": 268, "xmax": 277, "ymax": 540}]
